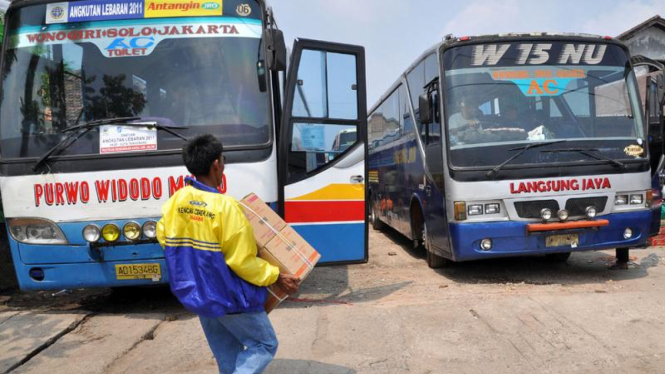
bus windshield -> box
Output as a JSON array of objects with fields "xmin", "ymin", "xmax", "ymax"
[
  {"xmin": 442, "ymin": 41, "xmax": 646, "ymax": 169},
  {"xmin": 0, "ymin": 2, "xmax": 268, "ymax": 159}
]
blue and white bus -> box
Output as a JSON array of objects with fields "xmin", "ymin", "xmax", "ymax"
[
  {"xmin": 368, "ymin": 33, "xmax": 664, "ymax": 268},
  {"xmin": 0, "ymin": 0, "xmax": 369, "ymax": 290}
]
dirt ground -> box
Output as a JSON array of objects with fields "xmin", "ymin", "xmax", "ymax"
[{"xmin": 2, "ymin": 227, "xmax": 665, "ymax": 374}]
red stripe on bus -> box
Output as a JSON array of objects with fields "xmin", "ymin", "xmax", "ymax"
[{"xmin": 285, "ymin": 201, "xmax": 365, "ymax": 223}]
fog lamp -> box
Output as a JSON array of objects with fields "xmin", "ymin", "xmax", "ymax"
[
  {"xmin": 557, "ymin": 209, "xmax": 569, "ymax": 222},
  {"xmin": 123, "ymin": 222, "xmax": 141, "ymax": 241},
  {"xmin": 623, "ymin": 228, "xmax": 633, "ymax": 239},
  {"xmin": 102, "ymin": 224, "xmax": 120, "ymax": 242},
  {"xmin": 540, "ymin": 208, "xmax": 552, "ymax": 221},
  {"xmin": 585, "ymin": 206, "xmax": 597, "ymax": 219},
  {"xmin": 480, "ymin": 238, "xmax": 492, "ymax": 251},
  {"xmin": 82, "ymin": 225, "xmax": 101, "ymax": 243}
]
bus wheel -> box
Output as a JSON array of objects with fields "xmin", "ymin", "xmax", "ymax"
[
  {"xmin": 371, "ymin": 203, "xmax": 384, "ymax": 231},
  {"xmin": 544, "ymin": 252, "xmax": 571, "ymax": 263},
  {"xmin": 423, "ymin": 222, "xmax": 449, "ymax": 268}
]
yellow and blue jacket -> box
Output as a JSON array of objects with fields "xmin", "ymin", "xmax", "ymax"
[{"xmin": 157, "ymin": 177, "xmax": 279, "ymax": 317}]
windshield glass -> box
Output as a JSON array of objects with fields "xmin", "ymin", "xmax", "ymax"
[
  {"xmin": 443, "ymin": 41, "xmax": 646, "ymax": 169},
  {"xmin": 0, "ymin": 1, "xmax": 267, "ymax": 159}
]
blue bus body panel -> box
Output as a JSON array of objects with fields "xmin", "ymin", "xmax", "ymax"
[
  {"xmin": 368, "ymin": 135, "xmax": 427, "ymax": 239},
  {"xmin": 449, "ymin": 210, "xmax": 651, "ymax": 262},
  {"xmin": 292, "ymin": 223, "xmax": 365, "ymax": 263}
]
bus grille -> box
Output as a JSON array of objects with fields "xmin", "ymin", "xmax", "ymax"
[
  {"xmin": 514, "ymin": 200, "xmax": 559, "ymax": 218},
  {"xmin": 565, "ymin": 197, "xmax": 608, "ymax": 216}
]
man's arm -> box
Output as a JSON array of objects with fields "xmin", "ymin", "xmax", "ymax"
[{"xmin": 223, "ymin": 224, "xmax": 280, "ymax": 287}]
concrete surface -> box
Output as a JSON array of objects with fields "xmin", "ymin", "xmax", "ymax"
[{"xmin": 1, "ymin": 227, "xmax": 665, "ymax": 374}]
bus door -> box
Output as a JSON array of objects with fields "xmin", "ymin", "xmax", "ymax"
[
  {"xmin": 279, "ymin": 39, "xmax": 368, "ymax": 264},
  {"xmin": 632, "ymin": 55, "xmax": 665, "ymax": 236},
  {"xmin": 420, "ymin": 79, "xmax": 452, "ymax": 259}
]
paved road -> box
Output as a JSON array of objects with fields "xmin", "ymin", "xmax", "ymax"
[{"xmin": 2, "ymin": 227, "xmax": 665, "ymax": 374}]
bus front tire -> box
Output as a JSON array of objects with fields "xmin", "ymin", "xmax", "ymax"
[
  {"xmin": 371, "ymin": 204, "xmax": 384, "ymax": 231},
  {"xmin": 544, "ymin": 252, "xmax": 571, "ymax": 263},
  {"xmin": 422, "ymin": 222, "xmax": 450, "ymax": 268},
  {"xmin": 426, "ymin": 248, "xmax": 449, "ymax": 268}
]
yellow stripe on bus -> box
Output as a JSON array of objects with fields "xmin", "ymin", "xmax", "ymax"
[{"xmin": 290, "ymin": 184, "xmax": 364, "ymax": 201}]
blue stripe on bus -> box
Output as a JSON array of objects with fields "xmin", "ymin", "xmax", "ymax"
[
  {"xmin": 291, "ymin": 223, "xmax": 366, "ymax": 263},
  {"xmin": 447, "ymin": 210, "xmax": 651, "ymax": 262}
]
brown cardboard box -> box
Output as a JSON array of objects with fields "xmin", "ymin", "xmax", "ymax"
[
  {"xmin": 239, "ymin": 193, "xmax": 321, "ymax": 313},
  {"xmin": 239, "ymin": 193, "xmax": 286, "ymax": 247}
]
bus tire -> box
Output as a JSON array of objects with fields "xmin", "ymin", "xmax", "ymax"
[
  {"xmin": 544, "ymin": 252, "xmax": 571, "ymax": 263},
  {"xmin": 422, "ymin": 222, "xmax": 449, "ymax": 268},
  {"xmin": 370, "ymin": 203, "xmax": 384, "ymax": 231}
]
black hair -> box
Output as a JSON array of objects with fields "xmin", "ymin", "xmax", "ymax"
[{"xmin": 182, "ymin": 134, "xmax": 224, "ymax": 177}]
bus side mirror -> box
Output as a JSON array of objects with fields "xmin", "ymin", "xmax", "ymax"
[
  {"xmin": 419, "ymin": 93, "xmax": 432, "ymax": 125},
  {"xmin": 264, "ymin": 29, "xmax": 287, "ymax": 72}
]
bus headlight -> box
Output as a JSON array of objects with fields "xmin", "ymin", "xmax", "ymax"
[
  {"xmin": 557, "ymin": 209, "xmax": 569, "ymax": 222},
  {"xmin": 467, "ymin": 204, "xmax": 483, "ymax": 216},
  {"xmin": 630, "ymin": 194, "xmax": 643, "ymax": 205},
  {"xmin": 102, "ymin": 224, "xmax": 120, "ymax": 242},
  {"xmin": 585, "ymin": 206, "xmax": 597, "ymax": 219},
  {"xmin": 142, "ymin": 221, "xmax": 157, "ymax": 239},
  {"xmin": 615, "ymin": 195, "xmax": 628, "ymax": 205},
  {"xmin": 82, "ymin": 225, "xmax": 101, "ymax": 243},
  {"xmin": 540, "ymin": 208, "xmax": 552, "ymax": 221},
  {"xmin": 8, "ymin": 218, "xmax": 68, "ymax": 245},
  {"xmin": 485, "ymin": 203, "xmax": 500, "ymax": 214},
  {"xmin": 123, "ymin": 222, "xmax": 141, "ymax": 241}
]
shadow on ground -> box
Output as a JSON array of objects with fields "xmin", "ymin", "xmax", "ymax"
[
  {"xmin": 374, "ymin": 225, "xmax": 660, "ymax": 286},
  {"xmin": 266, "ymin": 359, "xmax": 356, "ymax": 374}
]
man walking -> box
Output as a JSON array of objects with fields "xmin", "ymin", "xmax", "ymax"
[{"xmin": 157, "ymin": 134, "xmax": 299, "ymax": 373}]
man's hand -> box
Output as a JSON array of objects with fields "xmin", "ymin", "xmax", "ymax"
[{"xmin": 276, "ymin": 273, "xmax": 300, "ymax": 295}]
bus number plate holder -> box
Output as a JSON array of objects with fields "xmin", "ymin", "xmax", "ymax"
[
  {"xmin": 546, "ymin": 234, "xmax": 579, "ymax": 248},
  {"xmin": 115, "ymin": 263, "xmax": 162, "ymax": 281}
]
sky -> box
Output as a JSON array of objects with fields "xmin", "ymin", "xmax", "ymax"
[{"xmin": 270, "ymin": 0, "xmax": 665, "ymax": 107}]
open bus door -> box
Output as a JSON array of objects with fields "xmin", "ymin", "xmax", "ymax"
[
  {"xmin": 278, "ymin": 39, "xmax": 368, "ymax": 264},
  {"xmin": 631, "ymin": 55, "xmax": 665, "ymax": 236}
]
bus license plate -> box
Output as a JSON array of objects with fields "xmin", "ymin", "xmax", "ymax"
[
  {"xmin": 546, "ymin": 234, "xmax": 579, "ymax": 247},
  {"xmin": 115, "ymin": 263, "xmax": 161, "ymax": 281}
]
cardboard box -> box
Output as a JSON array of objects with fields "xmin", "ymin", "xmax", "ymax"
[
  {"xmin": 239, "ymin": 193, "xmax": 321, "ymax": 313},
  {"xmin": 239, "ymin": 193, "xmax": 286, "ymax": 247}
]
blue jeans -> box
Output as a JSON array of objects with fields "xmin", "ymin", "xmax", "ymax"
[{"xmin": 199, "ymin": 312, "xmax": 278, "ymax": 374}]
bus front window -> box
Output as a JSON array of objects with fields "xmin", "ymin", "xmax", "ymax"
[
  {"xmin": 0, "ymin": 3, "xmax": 268, "ymax": 159},
  {"xmin": 442, "ymin": 41, "xmax": 646, "ymax": 170}
]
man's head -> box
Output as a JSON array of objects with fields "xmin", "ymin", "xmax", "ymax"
[
  {"xmin": 182, "ymin": 134, "xmax": 225, "ymax": 183},
  {"xmin": 459, "ymin": 97, "xmax": 479, "ymax": 119}
]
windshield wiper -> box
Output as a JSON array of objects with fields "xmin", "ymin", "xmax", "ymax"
[
  {"xmin": 486, "ymin": 140, "xmax": 567, "ymax": 179},
  {"xmin": 34, "ymin": 117, "xmax": 188, "ymax": 171},
  {"xmin": 540, "ymin": 148, "xmax": 627, "ymax": 170}
]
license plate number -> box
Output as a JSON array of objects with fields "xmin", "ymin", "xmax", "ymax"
[
  {"xmin": 546, "ymin": 234, "xmax": 579, "ymax": 247},
  {"xmin": 115, "ymin": 263, "xmax": 161, "ymax": 281}
]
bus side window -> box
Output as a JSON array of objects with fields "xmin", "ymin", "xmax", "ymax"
[{"xmin": 399, "ymin": 85, "xmax": 412, "ymax": 135}]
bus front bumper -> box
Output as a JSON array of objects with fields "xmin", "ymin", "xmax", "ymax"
[{"xmin": 448, "ymin": 210, "xmax": 651, "ymax": 262}]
